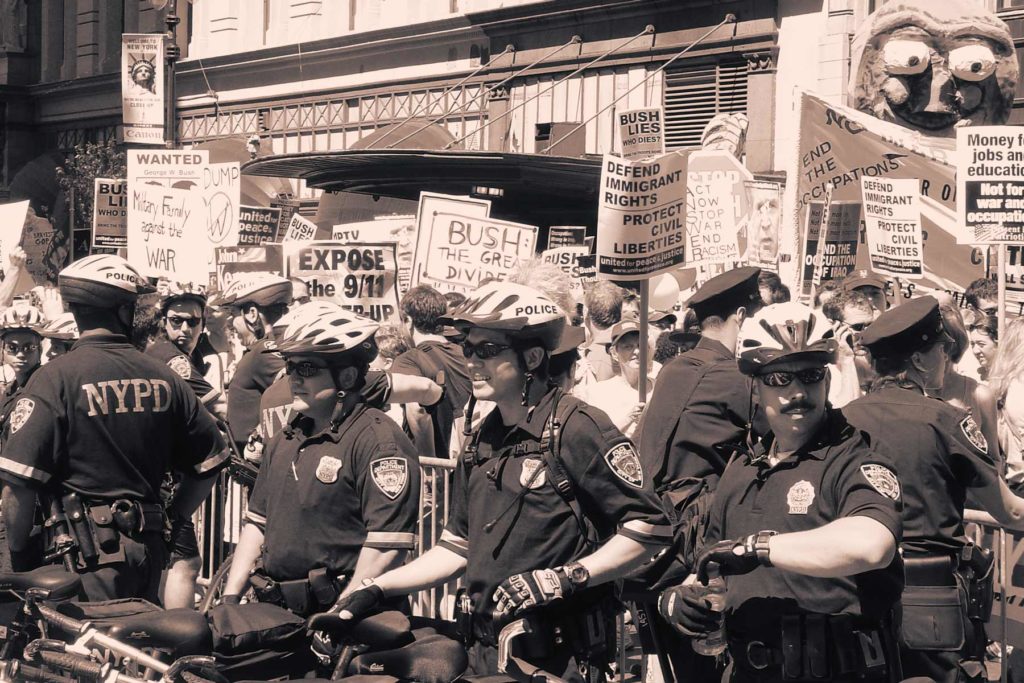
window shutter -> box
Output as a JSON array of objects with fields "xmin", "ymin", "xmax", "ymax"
[{"xmin": 663, "ymin": 59, "xmax": 748, "ymax": 149}]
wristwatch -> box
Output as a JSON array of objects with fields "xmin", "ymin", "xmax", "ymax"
[
  {"xmin": 562, "ymin": 561, "xmax": 591, "ymax": 590},
  {"xmin": 753, "ymin": 530, "xmax": 777, "ymax": 567}
]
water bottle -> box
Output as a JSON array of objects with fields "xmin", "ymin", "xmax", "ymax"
[{"xmin": 692, "ymin": 564, "xmax": 727, "ymax": 656}]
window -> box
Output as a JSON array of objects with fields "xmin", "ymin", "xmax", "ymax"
[{"xmin": 663, "ymin": 59, "xmax": 748, "ymax": 149}]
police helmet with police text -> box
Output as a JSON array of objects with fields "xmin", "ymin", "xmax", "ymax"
[
  {"xmin": 39, "ymin": 311, "xmax": 79, "ymax": 341},
  {"xmin": 211, "ymin": 273, "xmax": 291, "ymax": 309},
  {"xmin": 737, "ymin": 302, "xmax": 838, "ymax": 375},
  {"xmin": 441, "ymin": 281, "xmax": 566, "ymax": 352},
  {"xmin": 58, "ymin": 255, "xmax": 155, "ymax": 308},
  {"xmin": 275, "ymin": 301, "xmax": 379, "ymax": 364},
  {"xmin": 0, "ymin": 304, "xmax": 45, "ymax": 337}
]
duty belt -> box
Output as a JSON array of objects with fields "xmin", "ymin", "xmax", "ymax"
[{"xmin": 902, "ymin": 553, "xmax": 957, "ymax": 586}]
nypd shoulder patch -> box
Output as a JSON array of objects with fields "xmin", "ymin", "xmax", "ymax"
[
  {"xmin": 10, "ymin": 398, "xmax": 34, "ymax": 435},
  {"xmin": 860, "ymin": 463, "xmax": 901, "ymax": 501},
  {"xmin": 960, "ymin": 415, "xmax": 988, "ymax": 455},
  {"xmin": 370, "ymin": 457, "xmax": 409, "ymax": 500},
  {"xmin": 604, "ymin": 442, "xmax": 643, "ymax": 488},
  {"xmin": 168, "ymin": 355, "xmax": 192, "ymax": 379}
]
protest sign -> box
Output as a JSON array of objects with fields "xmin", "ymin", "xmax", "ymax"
[
  {"xmin": 93, "ymin": 178, "xmax": 128, "ymax": 248},
  {"xmin": 200, "ymin": 162, "xmax": 241, "ymax": 253},
  {"xmin": 800, "ymin": 200, "xmax": 861, "ymax": 296},
  {"xmin": 284, "ymin": 241, "xmax": 401, "ymax": 322},
  {"xmin": 412, "ymin": 192, "xmax": 491, "ymax": 288},
  {"xmin": 128, "ymin": 149, "xmax": 208, "ymax": 189},
  {"xmin": 743, "ymin": 181, "xmax": 783, "ymax": 271},
  {"xmin": 127, "ymin": 183, "xmax": 207, "ymax": 283},
  {"xmin": 596, "ymin": 151, "xmax": 688, "ymax": 280},
  {"xmin": 238, "ymin": 206, "xmax": 281, "ymax": 245},
  {"xmin": 575, "ymin": 254, "xmax": 597, "ymax": 299},
  {"xmin": 686, "ymin": 178, "xmax": 739, "ymax": 267},
  {"xmin": 618, "ymin": 107, "xmax": 664, "ymax": 161},
  {"xmin": 861, "ymin": 177, "xmax": 923, "ymax": 278},
  {"xmin": 272, "ymin": 199, "xmax": 300, "ymax": 238},
  {"xmin": 215, "ymin": 245, "xmax": 284, "ymax": 291},
  {"xmin": 121, "ymin": 34, "xmax": 164, "ymax": 145},
  {"xmin": 957, "ymin": 127, "xmax": 1024, "ymax": 244},
  {"xmin": 333, "ymin": 216, "xmax": 416, "ymax": 294},
  {"xmin": 542, "ymin": 245, "xmax": 590, "ymax": 300},
  {"xmin": 0, "ymin": 201, "xmax": 28, "ymax": 291},
  {"xmin": 20, "ymin": 209, "xmax": 58, "ymax": 286},
  {"xmin": 546, "ymin": 226, "xmax": 587, "ymax": 249},
  {"xmin": 282, "ymin": 213, "xmax": 318, "ymax": 241}
]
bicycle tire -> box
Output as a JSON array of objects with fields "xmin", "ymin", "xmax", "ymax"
[{"xmin": 200, "ymin": 553, "xmax": 240, "ymax": 614}]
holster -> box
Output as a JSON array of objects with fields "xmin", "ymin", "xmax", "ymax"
[
  {"xmin": 250, "ymin": 567, "xmax": 345, "ymax": 616},
  {"xmin": 960, "ymin": 544, "xmax": 995, "ymax": 622}
]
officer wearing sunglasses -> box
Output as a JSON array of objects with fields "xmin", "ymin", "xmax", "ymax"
[{"xmin": 660, "ymin": 302, "xmax": 904, "ymax": 683}]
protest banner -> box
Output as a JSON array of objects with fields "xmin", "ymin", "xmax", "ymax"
[
  {"xmin": 121, "ymin": 34, "xmax": 164, "ymax": 145},
  {"xmin": 596, "ymin": 151, "xmax": 688, "ymax": 280},
  {"xmin": 416, "ymin": 213, "xmax": 537, "ymax": 293},
  {"xmin": 238, "ymin": 206, "xmax": 281, "ymax": 246},
  {"xmin": 200, "ymin": 162, "xmax": 241, "ymax": 254},
  {"xmin": 743, "ymin": 180, "xmax": 783, "ymax": 271},
  {"xmin": 128, "ymin": 149, "xmax": 209, "ymax": 189},
  {"xmin": 861, "ymin": 177, "xmax": 923, "ymax": 278},
  {"xmin": 957, "ymin": 126, "xmax": 1024, "ymax": 244},
  {"xmin": 283, "ymin": 241, "xmax": 401, "ymax": 322},
  {"xmin": 618, "ymin": 107, "xmax": 664, "ymax": 161},
  {"xmin": 333, "ymin": 215, "xmax": 416, "ymax": 294},
  {"xmin": 272, "ymin": 198, "xmax": 300, "ymax": 238},
  {"xmin": 685, "ymin": 178, "xmax": 739, "ymax": 268},
  {"xmin": 215, "ymin": 244, "xmax": 285, "ymax": 291},
  {"xmin": 542, "ymin": 245, "xmax": 590, "ymax": 300},
  {"xmin": 546, "ymin": 226, "xmax": 587, "ymax": 249},
  {"xmin": 282, "ymin": 213, "xmax": 318, "ymax": 241},
  {"xmin": 412, "ymin": 192, "xmax": 491, "ymax": 288},
  {"xmin": 127, "ymin": 183, "xmax": 207, "ymax": 283},
  {"xmin": 93, "ymin": 178, "xmax": 128, "ymax": 248},
  {"xmin": 800, "ymin": 200, "xmax": 861, "ymax": 296}
]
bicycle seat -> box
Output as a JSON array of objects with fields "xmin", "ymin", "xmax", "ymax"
[
  {"xmin": 0, "ymin": 566, "xmax": 81, "ymax": 601},
  {"xmin": 307, "ymin": 610, "xmax": 413, "ymax": 649},
  {"xmin": 104, "ymin": 608, "xmax": 213, "ymax": 656},
  {"xmin": 349, "ymin": 633, "xmax": 468, "ymax": 683}
]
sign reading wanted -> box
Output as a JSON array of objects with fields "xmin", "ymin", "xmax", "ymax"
[
  {"xmin": 958, "ymin": 126, "xmax": 1024, "ymax": 244},
  {"xmin": 618, "ymin": 108, "xmax": 664, "ymax": 161},
  {"xmin": 861, "ymin": 177, "xmax": 923, "ymax": 278},
  {"xmin": 284, "ymin": 241, "xmax": 401, "ymax": 322}
]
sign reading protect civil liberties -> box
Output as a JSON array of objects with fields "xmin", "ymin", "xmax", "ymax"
[
  {"xmin": 800, "ymin": 201, "xmax": 861, "ymax": 296},
  {"xmin": 618, "ymin": 108, "xmax": 664, "ymax": 161},
  {"xmin": 686, "ymin": 178, "xmax": 739, "ymax": 267},
  {"xmin": 121, "ymin": 34, "xmax": 165, "ymax": 145},
  {"xmin": 957, "ymin": 126, "xmax": 1024, "ymax": 244},
  {"xmin": 283, "ymin": 241, "xmax": 401, "ymax": 322},
  {"xmin": 93, "ymin": 178, "xmax": 128, "ymax": 248},
  {"xmin": 861, "ymin": 177, "xmax": 923, "ymax": 278},
  {"xmin": 417, "ymin": 213, "xmax": 537, "ymax": 293},
  {"xmin": 596, "ymin": 151, "xmax": 688, "ymax": 280},
  {"xmin": 282, "ymin": 213, "xmax": 318, "ymax": 241},
  {"xmin": 238, "ymin": 206, "xmax": 282, "ymax": 245},
  {"xmin": 127, "ymin": 184, "xmax": 207, "ymax": 283}
]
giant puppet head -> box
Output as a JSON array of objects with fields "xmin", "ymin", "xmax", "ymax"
[{"xmin": 850, "ymin": 0, "xmax": 1018, "ymax": 136}]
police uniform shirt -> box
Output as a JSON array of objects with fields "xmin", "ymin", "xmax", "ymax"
[
  {"xmin": 441, "ymin": 389, "xmax": 672, "ymax": 602},
  {"xmin": 258, "ymin": 371, "xmax": 393, "ymax": 441},
  {"xmin": 146, "ymin": 338, "xmax": 221, "ymax": 408},
  {"xmin": 244, "ymin": 401, "xmax": 420, "ymax": 581},
  {"xmin": 228, "ymin": 338, "xmax": 285, "ymax": 442},
  {"xmin": 0, "ymin": 334, "xmax": 227, "ymax": 502},
  {"xmin": 843, "ymin": 385, "xmax": 997, "ymax": 555},
  {"xmin": 704, "ymin": 408, "xmax": 903, "ymax": 626}
]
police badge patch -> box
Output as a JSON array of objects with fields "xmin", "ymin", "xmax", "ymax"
[
  {"xmin": 860, "ymin": 464, "xmax": 900, "ymax": 501},
  {"xmin": 960, "ymin": 415, "xmax": 988, "ymax": 454},
  {"xmin": 519, "ymin": 458, "xmax": 546, "ymax": 489},
  {"xmin": 168, "ymin": 355, "xmax": 192, "ymax": 379},
  {"xmin": 9, "ymin": 398, "xmax": 33, "ymax": 435},
  {"xmin": 315, "ymin": 456, "xmax": 343, "ymax": 484},
  {"xmin": 787, "ymin": 480, "xmax": 815, "ymax": 514},
  {"xmin": 371, "ymin": 457, "xmax": 409, "ymax": 500},
  {"xmin": 604, "ymin": 443, "xmax": 643, "ymax": 488}
]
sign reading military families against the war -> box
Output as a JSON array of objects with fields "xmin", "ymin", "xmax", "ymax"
[
  {"xmin": 282, "ymin": 213, "xmax": 318, "ymax": 241},
  {"xmin": 121, "ymin": 34, "xmax": 165, "ymax": 145},
  {"xmin": 596, "ymin": 151, "xmax": 687, "ymax": 280},
  {"xmin": 860, "ymin": 177, "xmax": 923, "ymax": 277},
  {"xmin": 215, "ymin": 245, "xmax": 284, "ymax": 291},
  {"xmin": 686, "ymin": 178, "xmax": 739, "ymax": 267},
  {"xmin": 957, "ymin": 126, "xmax": 1024, "ymax": 244},
  {"xmin": 128, "ymin": 149, "xmax": 209, "ymax": 188},
  {"xmin": 127, "ymin": 183, "xmax": 207, "ymax": 283},
  {"xmin": 800, "ymin": 201, "xmax": 861, "ymax": 295},
  {"xmin": 237, "ymin": 206, "xmax": 282, "ymax": 245},
  {"xmin": 283, "ymin": 241, "xmax": 401, "ymax": 322},
  {"xmin": 92, "ymin": 178, "xmax": 128, "ymax": 248},
  {"xmin": 546, "ymin": 226, "xmax": 587, "ymax": 249},
  {"xmin": 618, "ymin": 107, "xmax": 664, "ymax": 161}
]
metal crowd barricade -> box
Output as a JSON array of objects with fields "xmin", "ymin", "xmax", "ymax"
[{"xmin": 964, "ymin": 508, "xmax": 1010, "ymax": 683}]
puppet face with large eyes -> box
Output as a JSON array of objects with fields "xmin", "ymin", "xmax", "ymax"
[{"xmin": 851, "ymin": 1, "xmax": 1018, "ymax": 136}]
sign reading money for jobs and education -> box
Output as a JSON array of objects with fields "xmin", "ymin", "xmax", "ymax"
[
  {"xmin": 596, "ymin": 151, "xmax": 688, "ymax": 280},
  {"xmin": 93, "ymin": 178, "xmax": 128, "ymax": 248},
  {"xmin": 284, "ymin": 241, "xmax": 401, "ymax": 322},
  {"xmin": 238, "ymin": 206, "xmax": 282, "ymax": 245},
  {"xmin": 618, "ymin": 107, "xmax": 664, "ymax": 161},
  {"xmin": 958, "ymin": 126, "xmax": 1024, "ymax": 244},
  {"xmin": 801, "ymin": 201, "xmax": 861, "ymax": 295},
  {"xmin": 861, "ymin": 177, "xmax": 923, "ymax": 278},
  {"xmin": 127, "ymin": 184, "xmax": 207, "ymax": 283}
]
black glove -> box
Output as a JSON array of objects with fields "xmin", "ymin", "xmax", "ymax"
[
  {"xmin": 696, "ymin": 531, "xmax": 776, "ymax": 584},
  {"xmin": 334, "ymin": 582, "xmax": 385, "ymax": 620},
  {"xmin": 492, "ymin": 568, "xmax": 574, "ymax": 618},
  {"xmin": 658, "ymin": 584, "xmax": 722, "ymax": 637},
  {"xmin": 220, "ymin": 594, "xmax": 242, "ymax": 605}
]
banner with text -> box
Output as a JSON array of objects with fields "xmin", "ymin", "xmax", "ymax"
[
  {"xmin": 596, "ymin": 151, "xmax": 688, "ymax": 280},
  {"xmin": 282, "ymin": 213, "xmax": 318, "ymax": 241},
  {"xmin": 618, "ymin": 107, "xmax": 664, "ymax": 161},
  {"xmin": 238, "ymin": 206, "xmax": 282, "ymax": 245},
  {"xmin": 861, "ymin": 177, "xmax": 923, "ymax": 278},
  {"xmin": 215, "ymin": 245, "xmax": 284, "ymax": 291},
  {"xmin": 284, "ymin": 241, "xmax": 401, "ymax": 322},
  {"xmin": 121, "ymin": 34, "xmax": 165, "ymax": 145},
  {"xmin": 412, "ymin": 192, "xmax": 491, "ymax": 289},
  {"xmin": 957, "ymin": 126, "xmax": 1024, "ymax": 244},
  {"xmin": 127, "ymin": 184, "xmax": 207, "ymax": 282},
  {"xmin": 801, "ymin": 200, "xmax": 861, "ymax": 296},
  {"xmin": 93, "ymin": 178, "xmax": 128, "ymax": 248},
  {"xmin": 333, "ymin": 216, "xmax": 416, "ymax": 294}
]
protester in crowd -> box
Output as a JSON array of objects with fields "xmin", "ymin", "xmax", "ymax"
[
  {"xmin": 842, "ymin": 269, "xmax": 889, "ymax": 313},
  {"xmin": 577, "ymin": 319, "xmax": 655, "ymax": 438},
  {"xmin": 813, "ymin": 280, "xmax": 841, "ymax": 312},
  {"xmin": 654, "ymin": 329, "xmax": 688, "ymax": 364},
  {"xmin": 823, "ymin": 290, "xmax": 878, "ymax": 394},
  {"xmin": 581, "ymin": 280, "xmax": 624, "ymax": 384},
  {"xmin": 443, "ymin": 291, "xmax": 467, "ymax": 312},
  {"xmin": 660, "ymin": 302, "xmax": 903, "ymax": 683},
  {"xmin": 757, "ymin": 270, "xmax": 785, "ymax": 306},
  {"xmin": 770, "ymin": 282, "xmax": 790, "ymax": 303},
  {"xmin": 965, "ymin": 308, "xmax": 999, "ymax": 381},
  {"xmin": 288, "ymin": 277, "xmax": 311, "ymax": 307},
  {"xmin": 965, "ymin": 277, "xmax": 999, "ymax": 316},
  {"xmin": 39, "ymin": 311, "xmax": 77, "ymax": 362},
  {"xmin": 371, "ymin": 324, "xmax": 413, "ymax": 426},
  {"xmin": 988, "ymin": 318, "xmax": 1024, "ymax": 490},
  {"xmin": 0, "ymin": 247, "xmax": 29, "ymax": 311}
]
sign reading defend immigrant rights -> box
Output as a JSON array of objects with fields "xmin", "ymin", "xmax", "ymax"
[
  {"xmin": 861, "ymin": 177, "xmax": 923, "ymax": 278},
  {"xmin": 957, "ymin": 126, "xmax": 1024, "ymax": 244}
]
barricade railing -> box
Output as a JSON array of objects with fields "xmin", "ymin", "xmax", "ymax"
[{"xmin": 964, "ymin": 508, "xmax": 1009, "ymax": 683}]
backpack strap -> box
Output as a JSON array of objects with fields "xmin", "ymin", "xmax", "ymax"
[{"xmin": 539, "ymin": 388, "xmax": 598, "ymax": 550}]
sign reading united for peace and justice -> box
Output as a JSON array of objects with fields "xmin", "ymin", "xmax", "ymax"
[
  {"xmin": 121, "ymin": 34, "xmax": 165, "ymax": 145},
  {"xmin": 861, "ymin": 177, "xmax": 923, "ymax": 277},
  {"xmin": 618, "ymin": 107, "xmax": 665, "ymax": 161},
  {"xmin": 238, "ymin": 206, "xmax": 282, "ymax": 245},
  {"xmin": 284, "ymin": 241, "xmax": 401, "ymax": 322},
  {"xmin": 800, "ymin": 201, "xmax": 861, "ymax": 295},
  {"xmin": 596, "ymin": 151, "xmax": 688, "ymax": 280},
  {"xmin": 957, "ymin": 126, "xmax": 1024, "ymax": 244},
  {"xmin": 93, "ymin": 178, "xmax": 128, "ymax": 248}
]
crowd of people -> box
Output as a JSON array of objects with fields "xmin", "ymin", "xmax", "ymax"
[{"xmin": 0, "ymin": 244, "xmax": 1020, "ymax": 683}]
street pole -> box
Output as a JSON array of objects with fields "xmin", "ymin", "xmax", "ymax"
[{"xmin": 163, "ymin": 0, "xmax": 180, "ymax": 148}]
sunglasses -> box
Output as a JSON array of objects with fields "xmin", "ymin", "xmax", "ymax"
[
  {"xmin": 461, "ymin": 341, "xmax": 513, "ymax": 360},
  {"xmin": 284, "ymin": 359, "xmax": 330, "ymax": 378},
  {"xmin": 848, "ymin": 321, "xmax": 869, "ymax": 332},
  {"xmin": 756, "ymin": 367, "xmax": 828, "ymax": 387},
  {"xmin": 166, "ymin": 315, "xmax": 201, "ymax": 329},
  {"xmin": 4, "ymin": 342, "xmax": 39, "ymax": 355}
]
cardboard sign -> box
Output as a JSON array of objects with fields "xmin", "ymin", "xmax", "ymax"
[
  {"xmin": 20, "ymin": 209, "xmax": 58, "ymax": 286},
  {"xmin": 127, "ymin": 184, "xmax": 207, "ymax": 282},
  {"xmin": 333, "ymin": 215, "xmax": 416, "ymax": 294},
  {"xmin": 861, "ymin": 177, "xmax": 923, "ymax": 278},
  {"xmin": 546, "ymin": 226, "xmax": 587, "ymax": 249},
  {"xmin": 957, "ymin": 127, "xmax": 1024, "ymax": 244},
  {"xmin": 412, "ymin": 192, "xmax": 491, "ymax": 288},
  {"xmin": 121, "ymin": 34, "xmax": 164, "ymax": 145},
  {"xmin": 801, "ymin": 201, "xmax": 861, "ymax": 295},
  {"xmin": 215, "ymin": 245, "xmax": 284, "ymax": 291},
  {"xmin": 596, "ymin": 151, "xmax": 688, "ymax": 280},
  {"xmin": 542, "ymin": 245, "xmax": 589, "ymax": 301},
  {"xmin": 282, "ymin": 213, "xmax": 318, "ymax": 241},
  {"xmin": 618, "ymin": 107, "xmax": 664, "ymax": 161},
  {"xmin": 686, "ymin": 178, "xmax": 739, "ymax": 267},
  {"xmin": 284, "ymin": 241, "xmax": 401, "ymax": 322},
  {"xmin": 93, "ymin": 178, "xmax": 128, "ymax": 248},
  {"xmin": 200, "ymin": 162, "xmax": 241, "ymax": 255},
  {"xmin": 0, "ymin": 202, "xmax": 28, "ymax": 290},
  {"xmin": 238, "ymin": 206, "xmax": 281, "ymax": 246},
  {"xmin": 128, "ymin": 149, "xmax": 209, "ymax": 189}
]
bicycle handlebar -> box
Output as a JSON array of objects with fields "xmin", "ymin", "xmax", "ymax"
[{"xmin": 33, "ymin": 604, "xmax": 170, "ymax": 674}]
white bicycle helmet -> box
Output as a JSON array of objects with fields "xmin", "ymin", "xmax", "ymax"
[
  {"xmin": 275, "ymin": 301, "xmax": 379, "ymax": 362},
  {"xmin": 737, "ymin": 302, "xmax": 838, "ymax": 375},
  {"xmin": 59, "ymin": 255, "xmax": 155, "ymax": 307},
  {"xmin": 40, "ymin": 311, "xmax": 79, "ymax": 341},
  {"xmin": 0, "ymin": 304, "xmax": 45, "ymax": 336},
  {"xmin": 212, "ymin": 273, "xmax": 292, "ymax": 308},
  {"xmin": 160, "ymin": 281, "xmax": 208, "ymax": 313},
  {"xmin": 271, "ymin": 300, "xmax": 339, "ymax": 340},
  {"xmin": 441, "ymin": 281, "xmax": 566, "ymax": 351}
]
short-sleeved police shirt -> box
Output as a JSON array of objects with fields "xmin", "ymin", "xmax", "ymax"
[
  {"xmin": 443, "ymin": 389, "xmax": 672, "ymax": 603},
  {"xmin": 704, "ymin": 409, "xmax": 903, "ymax": 626},
  {"xmin": 228, "ymin": 338, "xmax": 285, "ymax": 442},
  {"xmin": 844, "ymin": 384, "xmax": 998, "ymax": 555},
  {"xmin": 146, "ymin": 339, "xmax": 220, "ymax": 408},
  {"xmin": 0, "ymin": 334, "xmax": 227, "ymax": 502},
  {"xmin": 245, "ymin": 401, "xmax": 420, "ymax": 581},
  {"xmin": 258, "ymin": 371, "xmax": 393, "ymax": 440}
]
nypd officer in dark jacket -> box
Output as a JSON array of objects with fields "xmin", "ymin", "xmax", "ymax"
[
  {"xmin": 0, "ymin": 255, "xmax": 228, "ymax": 601},
  {"xmin": 661, "ymin": 302, "xmax": 904, "ymax": 683},
  {"xmin": 844, "ymin": 296, "xmax": 1024, "ymax": 683}
]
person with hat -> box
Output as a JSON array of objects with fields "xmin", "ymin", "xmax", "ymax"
[
  {"xmin": 843, "ymin": 295, "xmax": 1024, "ymax": 683},
  {"xmin": 332, "ymin": 282, "xmax": 671, "ymax": 681},
  {"xmin": 576, "ymin": 318, "xmax": 655, "ymax": 438},
  {"xmin": 661, "ymin": 302, "xmax": 904, "ymax": 683},
  {"xmin": 39, "ymin": 311, "xmax": 78, "ymax": 362},
  {"xmin": 0, "ymin": 255, "xmax": 227, "ymax": 600},
  {"xmin": 0, "ymin": 303, "xmax": 46, "ymax": 418},
  {"xmin": 841, "ymin": 269, "xmax": 890, "ymax": 313},
  {"xmin": 221, "ymin": 302, "xmax": 420, "ymax": 617}
]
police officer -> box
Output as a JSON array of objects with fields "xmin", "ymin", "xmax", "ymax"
[
  {"xmin": 39, "ymin": 311, "xmax": 78, "ymax": 362},
  {"xmin": 661, "ymin": 302, "xmax": 904, "ymax": 683},
  {"xmin": 0, "ymin": 255, "xmax": 228, "ymax": 601},
  {"xmin": 0, "ymin": 304, "xmax": 46, "ymax": 420},
  {"xmin": 843, "ymin": 296, "xmax": 1024, "ymax": 683},
  {"xmin": 335, "ymin": 282, "xmax": 672, "ymax": 682},
  {"xmin": 221, "ymin": 302, "xmax": 420, "ymax": 617}
]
